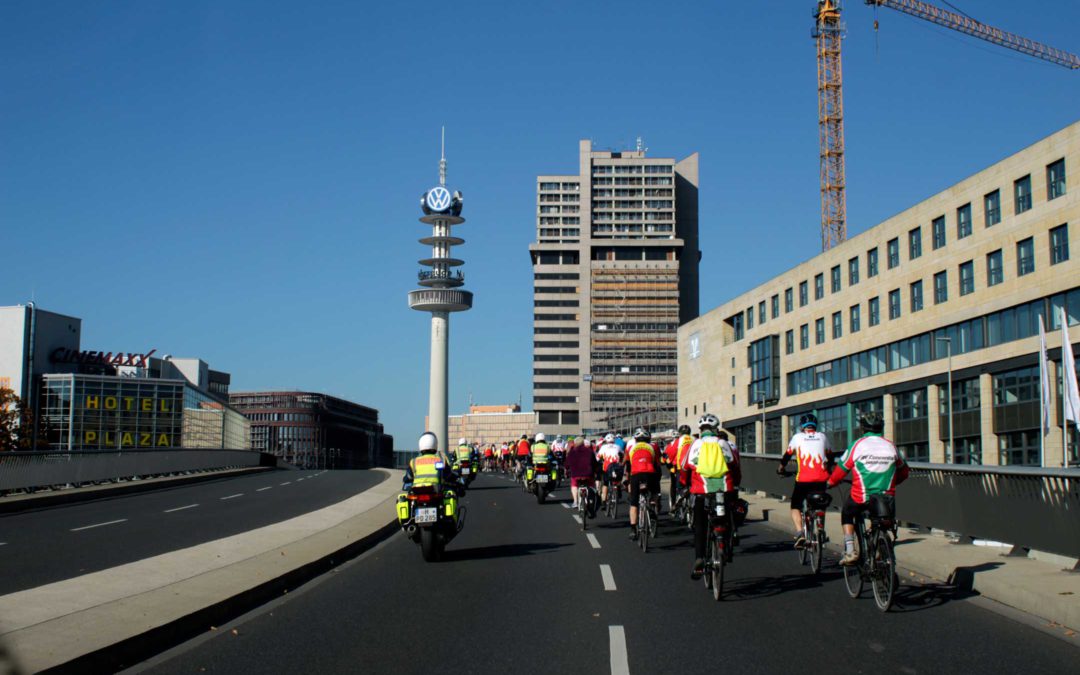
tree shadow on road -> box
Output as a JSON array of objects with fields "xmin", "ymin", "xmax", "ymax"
[
  {"xmin": 442, "ymin": 542, "xmax": 572, "ymax": 561},
  {"xmin": 722, "ymin": 570, "xmax": 845, "ymax": 601}
]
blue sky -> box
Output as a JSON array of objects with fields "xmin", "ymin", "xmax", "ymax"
[{"xmin": 2, "ymin": 1, "xmax": 1078, "ymax": 448}]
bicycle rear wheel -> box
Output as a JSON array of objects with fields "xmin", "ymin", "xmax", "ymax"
[
  {"xmin": 871, "ymin": 530, "xmax": 896, "ymax": 611},
  {"xmin": 639, "ymin": 499, "xmax": 649, "ymax": 553},
  {"xmin": 797, "ymin": 512, "xmax": 810, "ymax": 566},
  {"xmin": 711, "ymin": 537, "xmax": 725, "ymax": 601},
  {"xmin": 811, "ymin": 521, "xmax": 824, "ymax": 574}
]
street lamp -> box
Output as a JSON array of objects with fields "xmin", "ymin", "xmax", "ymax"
[
  {"xmin": 936, "ymin": 336, "xmax": 953, "ymax": 462},
  {"xmin": 754, "ymin": 386, "xmax": 768, "ymax": 454}
]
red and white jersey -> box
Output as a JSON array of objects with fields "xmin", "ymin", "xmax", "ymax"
[
  {"xmin": 783, "ymin": 431, "xmax": 833, "ymax": 483},
  {"xmin": 596, "ymin": 443, "xmax": 622, "ymax": 471}
]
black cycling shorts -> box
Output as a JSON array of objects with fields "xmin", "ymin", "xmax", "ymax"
[
  {"xmin": 628, "ymin": 472, "xmax": 659, "ymax": 505},
  {"xmin": 790, "ymin": 481, "xmax": 828, "ymax": 511},
  {"xmin": 840, "ymin": 497, "xmax": 871, "ymax": 526}
]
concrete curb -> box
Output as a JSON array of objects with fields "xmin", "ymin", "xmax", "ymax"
[
  {"xmin": 0, "ymin": 467, "xmax": 275, "ymax": 515},
  {"xmin": 2, "ymin": 469, "xmax": 404, "ymax": 674}
]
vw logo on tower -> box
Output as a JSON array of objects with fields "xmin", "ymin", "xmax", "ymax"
[{"xmin": 425, "ymin": 186, "xmax": 452, "ymax": 213}]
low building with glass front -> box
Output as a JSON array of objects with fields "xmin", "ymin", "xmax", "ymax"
[{"xmin": 678, "ymin": 120, "xmax": 1079, "ymax": 467}]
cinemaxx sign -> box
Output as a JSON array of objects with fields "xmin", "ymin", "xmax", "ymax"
[{"xmin": 50, "ymin": 348, "xmax": 157, "ymax": 367}]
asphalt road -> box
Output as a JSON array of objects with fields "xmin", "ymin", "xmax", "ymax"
[
  {"xmin": 137, "ymin": 472, "xmax": 1076, "ymax": 675},
  {"xmin": 0, "ymin": 469, "xmax": 384, "ymax": 594}
]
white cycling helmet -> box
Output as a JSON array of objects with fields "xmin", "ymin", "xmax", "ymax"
[
  {"xmin": 419, "ymin": 432, "xmax": 438, "ymax": 452},
  {"xmin": 535, "ymin": 432, "xmax": 546, "ymax": 442},
  {"xmin": 604, "ymin": 433, "xmax": 615, "ymax": 443},
  {"xmin": 698, "ymin": 413, "xmax": 720, "ymax": 431}
]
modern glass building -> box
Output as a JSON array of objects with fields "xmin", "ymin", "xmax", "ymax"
[{"xmin": 679, "ymin": 120, "xmax": 1079, "ymax": 467}]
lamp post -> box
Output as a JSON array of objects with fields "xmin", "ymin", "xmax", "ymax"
[
  {"xmin": 754, "ymin": 387, "xmax": 768, "ymax": 454},
  {"xmin": 936, "ymin": 336, "xmax": 953, "ymax": 462}
]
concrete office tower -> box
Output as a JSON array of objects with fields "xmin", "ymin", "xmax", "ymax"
[
  {"xmin": 530, "ymin": 140, "xmax": 699, "ymax": 437},
  {"xmin": 408, "ymin": 137, "xmax": 473, "ymax": 456}
]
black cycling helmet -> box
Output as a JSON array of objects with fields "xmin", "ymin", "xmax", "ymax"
[
  {"xmin": 859, "ymin": 411, "xmax": 885, "ymax": 434},
  {"xmin": 799, "ymin": 413, "xmax": 818, "ymax": 430},
  {"xmin": 677, "ymin": 424, "xmax": 691, "ymax": 436}
]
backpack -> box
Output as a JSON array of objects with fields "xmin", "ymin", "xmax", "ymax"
[{"xmin": 695, "ymin": 438, "xmax": 729, "ymax": 479}]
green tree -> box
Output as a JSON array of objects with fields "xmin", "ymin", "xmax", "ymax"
[{"xmin": 0, "ymin": 387, "xmax": 21, "ymax": 452}]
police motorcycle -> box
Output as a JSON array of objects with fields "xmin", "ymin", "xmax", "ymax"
[
  {"xmin": 525, "ymin": 456, "xmax": 559, "ymax": 504},
  {"xmin": 452, "ymin": 441, "xmax": 478, "ymax": 488},
  {"xmin": 397, "ymin": 435, "xmax": 467, "ymax": 562}
]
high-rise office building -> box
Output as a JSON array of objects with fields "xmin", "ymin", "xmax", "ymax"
[{"xmin": 530, "ymin": 140, "xmax": 699, "ymax": 437}]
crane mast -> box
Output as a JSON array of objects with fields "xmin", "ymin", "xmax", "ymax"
[{"xmin": 814, "ymin": 1, "xmax": 847, "ymax": 252}]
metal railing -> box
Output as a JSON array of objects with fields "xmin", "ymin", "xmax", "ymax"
[
  {"xmin": 738, "ymin": 453, "xmax": 1080, "ymax": 559},
  {"xmin": 0, "ymin": 449, "xmax": 274, "ymax": 495}
]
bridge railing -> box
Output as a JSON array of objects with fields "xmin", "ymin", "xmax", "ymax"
[
  {"xmin": 738, "ymin": 453, "xmax": 1080, "ymax": 559},
  {"xmin": 0, "ymin": 449, "xmax": 276, "ymax": 495}
]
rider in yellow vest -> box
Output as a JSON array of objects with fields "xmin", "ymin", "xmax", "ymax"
[
  {"xmin": 404, "ymin": 432, "xmax": 454, "ymax": 490},
  {"xmin": 531, "ymin": 432, "xmax": 551, "ymax": 465},
  {"xmin": 455, "ymin": 438, "xmax": 473, "ymax": 464}
]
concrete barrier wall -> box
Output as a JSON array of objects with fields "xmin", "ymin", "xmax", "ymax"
[
  {"xmin": 0, "ymin": 450, "xmax": 273, "ymax": 493},
  {"xmin": 738, "ymin": 453, "xmax": 1080, "ymax": 559}
]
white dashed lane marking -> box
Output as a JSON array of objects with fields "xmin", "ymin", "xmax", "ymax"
[
  {"xmin": 280, "ymin": 482, "xmax": 292, "ymax": 486},
  {"xmin": 220, "ymin": 494, "xmax": 243, "ymax": 501},
  {"xmin": 609, "ymin": 626, "xmax": 629, "ymax": 675},
  {"xmin": 163, "ymin": 504, "xmax": 199, "ymax": 513},
  {"xmin": 256, "ymin": 486, "xmax": 272, "ymax": 492},
  {"xmin": 586, "ymin": 533, "xmax": 601, "ymax": 549},
  {"xmin": 71, "ymin": 519, "xmax": 127, "ymax": 532},
  {"xmin": 561, "ymin": 503, "xmax": 572, "ymax": 509},
  {"xmin": 600, "ymin": 564, "xmax": 616, "ymax": 591}
]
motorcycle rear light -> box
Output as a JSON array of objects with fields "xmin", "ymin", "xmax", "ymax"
[
  {"xmin": 816, "ymin": 511, "xmax": 826, "ymax": 517},
  {"xmin": 536, "ymin": 466, "xmax": 548, "ymax": 472},
  {"xmin": 410, "ymin": 493, "xmax": 437, "ymax": 503}
]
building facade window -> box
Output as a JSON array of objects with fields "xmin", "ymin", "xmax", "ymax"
[
  {"xmin": 909, "ymin": 227, "xmax": 922, "ymax": 260},
  {"xmin": 731, "ymin": 313, "xmax": 744, "ymax": 341},
  {"xmin": 799, "ymin": 281, "xmax": 809, "ymax": 307},
  {"xmin": 746, "ymin": 306, "xmax": 754, "ymax": 329},
  {"xmin": 832, "ymin": 311, "xmax": 842, "ymax": 339},
  {"xmin": 759, "ymin": 301, "xmax": 766, "ymax": 325},
  {"xmin": 1000, "ymin": 430, "xmax": 1040, "ymax": 467},
  {"xmin": 893, "ymin": 389, "xmax": 929, "ymax": 462},
  {"xmin": 959, "ymin": 260, "xmax": 975, "ymax": 295},
  {"xmin": 848, "ymin": 257, "xmax": 860, "ymax": 285},
  {"xmin": 887, "ymin": 238, "xmax": 900, "ymax": 269},
  {"xmin": 867, "ymin": 248, "xmax": 879, "ymax": 277},
  {"xmin": 814, "ymin": 273, "xmax": 824, "ymax": 300},
  {"xmin": 748, "ymin": 335, "xmax": 781, "ymax": 404},
  {"xmin": 985, "ymin": 190, "xmax": 1001, "ymax": 227},
  {"xmin": 957, "ymin": 203, "xmax": 972, "ymax": 239},
  {"xmin": 800, "ymin": 324, "xmax": 809, "ymax": 350},
  {"xmin": 934, "ymin": 270, "xmax": 948, "ymax": 304},
  {"xmin": 932, "ymin": 216, "xmax": 946, "ymax": 249},
  {"xmin": 785, "ymin": 287, "xmax": 794, "ymax": 313},
  {"xmin": 785, "ymin": 329, "xmax": 794, "ymax": 355},
  {"xmin": 831, "ymin": 265, "xmax": 841, "ymax": 293},
  {"xmin": 1017, "ymin": 237, "xmax": 1035, "ymax": 276},
  {"xmin": 1047, "ymin": 158, "xmax": 1066, "ymax": 200},
  {"xmin": 869, "ymin": 297, "xmax": 880, "ymax": 326},
  {"xmin": 1050, "ymin": 224, "xmax": 1070, "ymax": 265},
  {"xmin": 850, "ymin": 304, "xmax": 861, "ymax": 333},
  {"xmin": 888, "ymin": 289, "xmax": 901, "ymax": 320},
  {"xmin": 987, "ymin": 249, "xmax": 1004, "ymax": 286},
  {"xmin": 910, "ymin": 280, "xmax": 924, "ymax": 313},
  {"xmin": 1015, "ymin": 175, "xmax": 1032, "ymax": 214},
  {"xmin": 771, "ymin": 294, "xmax": 780, "ymax": 319},
  {"xmin": 815, "ymin": 317, "xmax": 826, "ymax": 344}
]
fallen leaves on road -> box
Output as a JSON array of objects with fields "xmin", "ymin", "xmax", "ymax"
[
  {"xmin": 210, "ymin": 626, "xmax": 217, "ymax": 631},
  {"xmin": 231, "ymin": 629, "xmax": 239, "ymax": 636},
  {"xmin": 1059, "ymin": 591, "xmax": 1073, "ymax": 595}
]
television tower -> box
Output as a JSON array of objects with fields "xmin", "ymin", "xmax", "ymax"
[{"xmin": 408, "ymin": 129, "xmax": 472, "ymax": 456}]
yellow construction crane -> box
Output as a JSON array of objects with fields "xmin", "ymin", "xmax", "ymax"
[{"xmin": 813, "ymin": 0, "xmax": 1080, "ymax": 252}]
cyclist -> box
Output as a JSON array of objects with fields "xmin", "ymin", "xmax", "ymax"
[
  {"xmin": 686, "ymin": 414, "xmax": 741, "ymax": 578},
  {"xmin": 777, "ymin": 413, "xmax": 835, "ymax": 549},
  {"xmin": 483, "ymin": 443, "xmax": 495, "ymax": 471},
  {"xmin": 626, "ymin": 428, "xmax": 660, "ymax": 541},
  {"xmin": 665, "ymin": 424, "xmax": 694, "ymax": 513},
  {"xmin": 827, "ymin": 411, "xmax": 909, "ymax": 566},
  {"xmin": 597, "ymin": 433, "xmax": 623, "ymax": 507},
  {"xmin": 566, "ymin": 435, "xmax": 599, "ymax": 511},
  {"xmin": 515, "ymin": 434, "xmax": 531, "ymax": 473}
]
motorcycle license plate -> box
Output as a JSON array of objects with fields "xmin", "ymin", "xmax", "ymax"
[
  {"xmin": 461, "ymin": 468, "xmax": 470, "ymax": 475},
  {"xmin": 416, "ymin": 508, "xmax": 437, "ymax": 524},
  {"xmin": 536, "ymin": 474, "xmax": 549, "ymax": 484},
  {"xmin": 715, "ymin": 503, "xmax": 726, "ymax": 516}
]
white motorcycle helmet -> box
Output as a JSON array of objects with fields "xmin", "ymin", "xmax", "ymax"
[
  {"xmin": 419, "ymin": 432, "xmax": 438, "ymax": 452},
  {"xmin": 535, "ymin": 432, "xmax": 546, "ymax": 442},
  {"xmin": 458, "ymin": 437, "xmax": 467, "ymax": 446}
]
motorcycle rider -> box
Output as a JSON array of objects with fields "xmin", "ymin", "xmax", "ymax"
[{"xmin": 402, "ymin": 432, "xmax": 460, "ymax": 499}]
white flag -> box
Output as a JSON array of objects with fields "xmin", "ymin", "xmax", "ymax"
[
  {"xmin": 1038, "ymin": 315, "xmax": 1051, "ymax": 436},
  {"xmin": 1061, "ymin": 308, "xmax": 1080, "ymax": 433}
]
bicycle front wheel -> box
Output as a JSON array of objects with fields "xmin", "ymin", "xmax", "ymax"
[
  {"xmin": 871, "ymin": 530, "xmax": 896, "ymax": 612},
  {"xmin": 843, "ymin": 547, "xmax": 863, "ymax": 599}
]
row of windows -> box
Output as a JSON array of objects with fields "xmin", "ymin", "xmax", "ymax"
[
  {"xmin": 533, "ymin": 368, "xmax": 579, "ymax": 375},
  {"xmin": 730, "ymin": 159, "xmax": 1067, "ymax": 341},
  {"xmin": 534, "ymin": 313, "xmax": 577, "ymax": 321},
  {"xmin": 779, "ymin": 225, "xmax": 1070, "ymax": 352},
  {"xmin": 787, "ymin": 288, "xmax": 1080, "ymax": 395},
  {"xmin": 534, "ymin": 341, "xmax": 579, "ymax": 348},
  {"xmin": 592, "ymin": 164, "xmax": 672, "ymax": 174}
]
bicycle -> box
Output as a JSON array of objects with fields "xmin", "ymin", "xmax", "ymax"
[
  {"xmin": 577, "ymin": 480, "xmax": 597, "ymax": 531},
  {"xmin": 798, "ymin": 492, "xmax": 832, "ymax": 575},
  {"xmin": 637, "ymin": 488, "xmax": 659, "ymax": 553},
  {"xmin": 671, "ymin": 484, "xmax": 692, "ymax": 529},
  {"xmin": 842, "ymin": 493, "xmax": 899, "ymax": 612},
  {"xmin": 604, "ymin": 468, "xmax": 623, "ymax": 519},
  {"xmin": 701, "ymin": 493, "xmax": 733, "ymax": 601}
]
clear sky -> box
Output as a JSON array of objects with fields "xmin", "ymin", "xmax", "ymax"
[{"xmin": 2, "ymin": 1, "xmax": 1078, "ymax": 448}]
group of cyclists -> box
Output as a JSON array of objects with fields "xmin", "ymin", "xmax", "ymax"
[{"xmin": 409, "ymin": 408, "xmax": 909, "ymax": 579}]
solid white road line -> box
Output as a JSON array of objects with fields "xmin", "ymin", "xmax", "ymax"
[
  {"xmin": 163, "ymin": 504, "xmax": 199, "ymax": 513},
  {"xmin": 600, "ymin": 564, "xmax": 616, "ymax": 591},
  {"xmin": 609, "ymin": 625, "xmax": 630, "ymax": 675},
  {"xmin": 256, "ymin": 486, "xmax": 272, "ymax": 492},
  {"xmin": 71, "ymin": 519, "xmax": 127, "ymax": 532},
  {"xmin": 573, "ymin": 515, "xmax": 583, "ymax": 525},
  {"xmin": 561, "ymin": 503, "xmax": 572, "ymax": 509},
  {"xmin": 280, "ymin": 482, "xmax": 292, "ymax": 486},
  {"xmin": 587, "ymin": 533, "xmax": 601, "ymax": 549},
  {"xmin": 220, "ymin": 493, "xmax": 243, "ymax": 500}
]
